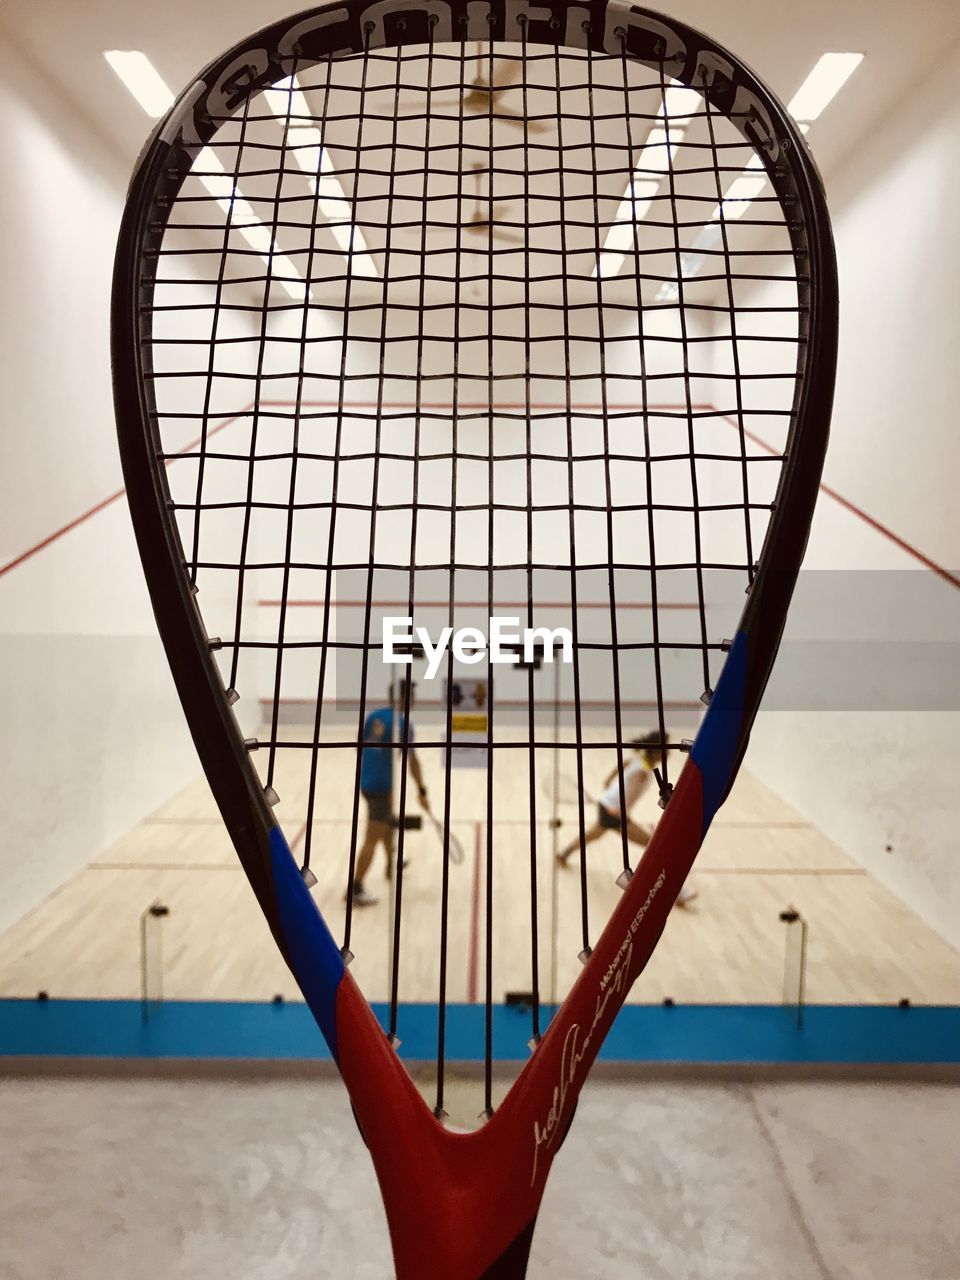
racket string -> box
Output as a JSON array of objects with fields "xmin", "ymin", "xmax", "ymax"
[
  {"xmin": 187, "ymin": 85, "xmax": 256, "ymax": 594},
  {"xmin": 484, "ymin": 23, "xmax": 518, "ymax": 1065},
  {"xmin": 518, "ymin": 14, "xmax": 545, "ymax": 1058},
  {"xmin": 586, "ymin": 23, "xmax": 632, "ymax": 877},
  {"xmin": 655, "ymin": 57, "xmax": 712, "ymax": 710},
  {"xmin": 548, "ymin": 38, "xmax": 592, "ymax": 962},
  {"xmin": 435, "ymin": 23, "xmax": 468, "ymax": 1118},
  {"xmin": 616, "ymin": 32, "xmax": 672, "ymax": 817},
  {"xmin": 222, "ymin": 59, "xmax": 303, "ymax": 705},
  {"xmin": 266, "ymin": 55, "xmax": 334, "ymax": 796},
  {"xmin": 373, "ymin": 31, "xmax": 418, "ymax": 1042},
  {"xmin": 341, "ymin": 20, "xmax": 394, "ymax": 949},
  {"xmin": 698, "ymin": 65, "xmax": 756, "ymax": 586},
  {"xmin": 300, "ymin": 38, "xmax": 374, "ymax": 909}
]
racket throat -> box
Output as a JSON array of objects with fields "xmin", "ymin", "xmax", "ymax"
[
  {"xmin": 478, "ymin": 1219, "xmax": 539, "ymax": 1280},
  {"xmin": 386, "ymin": 1206, "xmax": 540, "ymax": 1280}
]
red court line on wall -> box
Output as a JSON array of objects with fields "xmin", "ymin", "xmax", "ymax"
[
  {"xmin": 6, "ymin": 398, "xmax": 956, "ymax": 597},
  {"xmin": 258, "ymin": 599, "xmax": 699, "ymax": 611},
  {"xmin": 0, "ymin": 398, "xmax": 682, "ymax": 580},
  {"xmin": 467, "ymin": 821, "xmax": 483, "ymax": 1004},
  {"xmin": 269, "ymin": 400, "xmax": 713, "ymax": 413},
  {"xmin": 0, "ymin": 487, "xmax": 128, "ymax": 579},
  {"xmin": 816, "ymin": 483, "xmax": 960, "ymax": 590},
  {"xmin": 726, "ymin": 416, "xmax": 960, "ymax": 592},
  {"xmin": 0, "ymin": 408, "xmax": 250, "ymax": 580}
]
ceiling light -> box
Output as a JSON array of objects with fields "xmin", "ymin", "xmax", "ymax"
[
  {"xmin": 656, "ymin": 56, "xmax": 860, "ymax": 303},
  {"xmin": 107, "ymin": 60, "xmax": 316, "ymax": 301},
  {"xmin": 661, "ymin": 85, "xmax": 702, "ymax": 124},
  {"xmin": 194, "ymin": 149, "xmax": 310, "ymax": 301},
  {"xmin": 263, "ymin": 80, "xmax": 378, "ymax": 278},
  {"xmin": 718, "ymin": 173, "xmax": 769, "ymax": 220},
  {"xmin": 313, "ymin": 153, "xmax": 379, "ymax": 278},
  {"xmin": 103, "ymin": 50, "xmax": 174, "ymax": 118},
  {"xmin": 289, "ymin": 126, "xmax": 325, "ymax": 177},
  {"xmin": 597, "ymin": 252, "xmax": 628, "ymax": 280},
  {"xmin": 264, "ymin": 75, "xmax": 312, "ymax": 123},
  {"xmin": 788, "ymin": 53, "xmax": 864, "ymax": 124},
  {"xmin": 655, "ymin": 160, "xmax": 770, "ymax": 301},
  {"xmin": 595, "ymin": 83, "xmax": 703, "ymax": 277}
]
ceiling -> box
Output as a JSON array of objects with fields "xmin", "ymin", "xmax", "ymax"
[{"xmin": 4, "ymin": 0, "xmax": 960, "ymax": 195}]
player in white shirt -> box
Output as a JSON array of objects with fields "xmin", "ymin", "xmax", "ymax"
[{"xmin": 556, "ymin": 731, "xmax": 697, "ymax": 908}]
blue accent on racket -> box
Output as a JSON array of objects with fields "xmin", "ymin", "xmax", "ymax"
[
  {"xmin": 269, "ymin": 826, "xmax": 345, "ymax": 1060},
  {"xmin": 691, "ymin": 631, "xmax": 749, "ymax": 831}
]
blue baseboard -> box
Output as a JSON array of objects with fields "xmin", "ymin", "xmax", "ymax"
[{"xmin": 1, "ymin": 999, "xmax": 958, "ymax": 1064}]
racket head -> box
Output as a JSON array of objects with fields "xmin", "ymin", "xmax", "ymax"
[
  {"xmin": 428, "ymin": 811, "xmax": 466, "ymax": 866},
  {"xmin": 112, "ymin": 2, "xmax": 837, "ymax": 1275}
]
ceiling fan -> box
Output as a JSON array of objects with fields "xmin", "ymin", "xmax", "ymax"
[
  {"xmin": 436, "ymin": 44, "xmax": 549, "ymax": 133},
  {"xmin": 463, "ymin": 161, "xmax": 525, "ymax": 245}
]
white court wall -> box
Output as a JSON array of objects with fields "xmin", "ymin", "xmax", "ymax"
[
  {"xmin": 715, "ymin": 37, "xmax": 960, "ymax": 951},
  {"xmin": 820, "ymin": 40, "xmax": 960, "ymax": 570},
  {"xmin": 0, "ymin": 32, "xmax": 232, "ymax": 935}
]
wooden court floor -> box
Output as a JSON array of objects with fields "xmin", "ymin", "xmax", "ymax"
[{"xmin": 2, "ymin": 728, "xmax": 959, "ymax": 1010}]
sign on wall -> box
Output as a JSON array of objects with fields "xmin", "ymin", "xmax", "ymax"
[{"xmin": 445, "ymin": 678, "xmax": 489, "ymax": 768}]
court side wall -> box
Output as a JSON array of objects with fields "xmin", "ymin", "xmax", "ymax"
[
  {"xmin": 731, "ymin": 38, "xmax": 960, "ymax": 953},
  {"xmin": 0, "ymin": 37, "xmax": 214, "ymax": 936}
]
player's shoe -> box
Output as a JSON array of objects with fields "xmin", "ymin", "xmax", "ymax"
[
  {"xmin": 674, "ymin": 885, "xmax": 698, "ymax": 909},
  {"xmin": 349, "ymin": 884, "xmax": 379, "ymax": 908}
]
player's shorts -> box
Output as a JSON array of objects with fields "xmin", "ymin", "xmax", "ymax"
[
  {"xmin": 598, "ymin": 803, "xmax": 622, "ymax": 832},
  {"xmin": 363, "ymin": 791, "xmax": 393, "ymax": 824}
]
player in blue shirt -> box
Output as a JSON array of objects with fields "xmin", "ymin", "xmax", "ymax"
[{"xmin": 351, "ymin": 688, "xmax": 429, "ymax": 907}]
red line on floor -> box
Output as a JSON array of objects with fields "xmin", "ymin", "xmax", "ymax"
[
  {"xmin": 725, "ymin": 416, "xmax": 960, "ymax": 591},
  {"xmin": 467, "ymin": 821, "xmax": 483, "ymax": 1004},
  {"xmin": 0, "ymin": 408, "xmax": 250, "ymax": 580}
]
